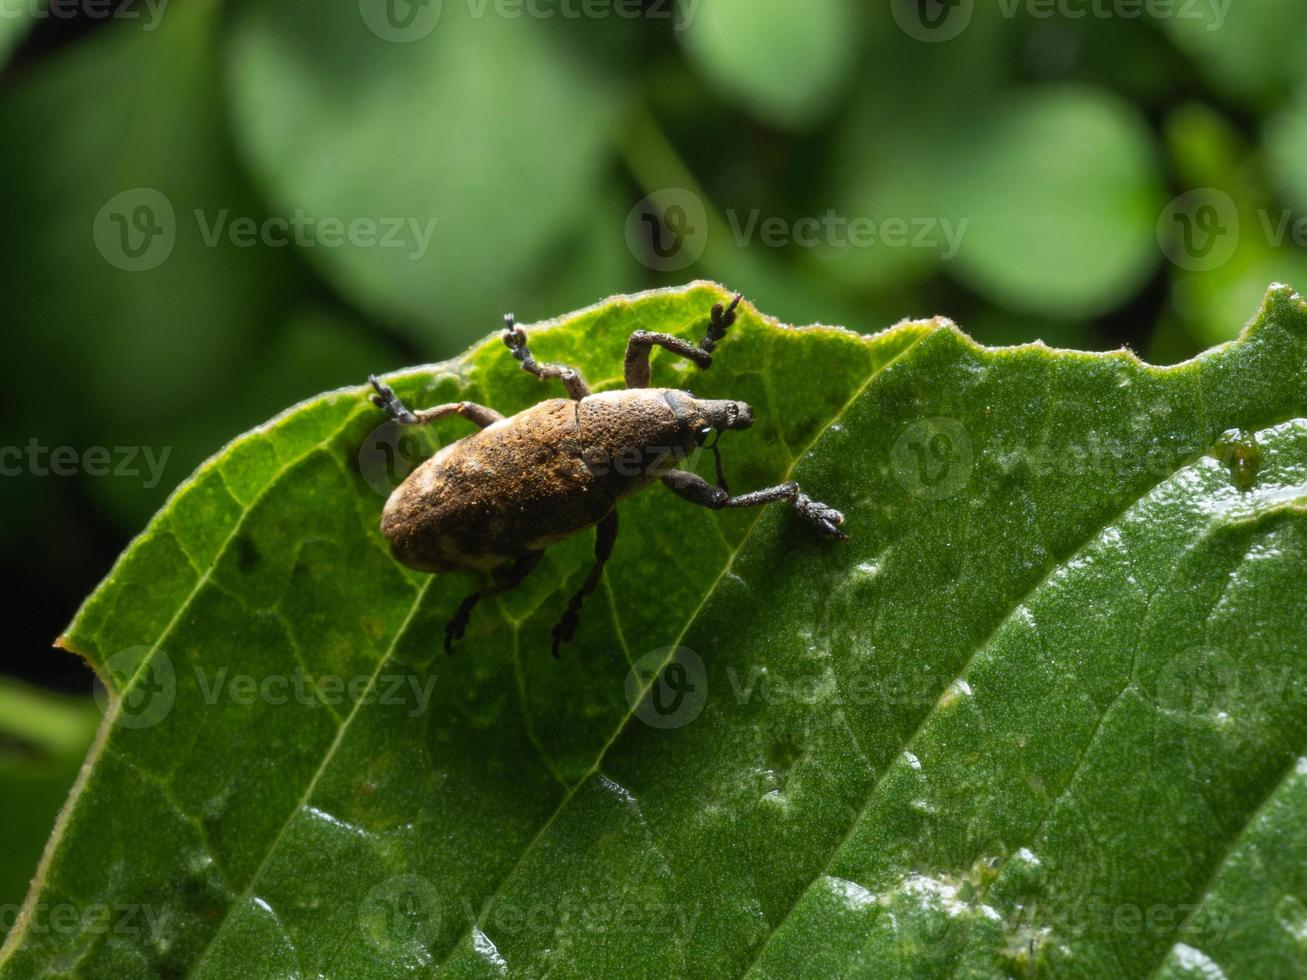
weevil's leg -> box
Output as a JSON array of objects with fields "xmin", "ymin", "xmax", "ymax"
[
  {"xmin": 623, "ymin": 331, "xmax": 711, "ymax": 388},
  {"xmin": 445, "ymin": 551, "xmax": 544, "ymax": 654},
  {"xmin": 551, "ymin": 509, "xmax": 619, "ymax": 658},
  {"xmin": 369, "ymin": 377, "xmax": 503, "ymax": 430},
  {"xmin": 502, "ymin": 315, "xmax": 591, "ymax": 401},
  {"xmin": 700, "ymin": 293, "xmax": 742, "ymax": 355},
  {"xmin": 661, "ymin": 469, "xmax": 848, "ymax": 542},
  {"xmin": 623, "ymin": 293, "xmax": 742, "ymax": 387}
]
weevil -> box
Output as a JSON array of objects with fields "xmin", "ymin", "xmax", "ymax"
[{"xmin": 368, "ymin": 295, "xmax": 847, "ymax": 657}]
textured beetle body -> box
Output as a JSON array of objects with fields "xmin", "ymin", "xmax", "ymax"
[
  {"xmin": 367, "ymin": 295, "xmax": 846, "ymax": 656},
  {"xmin": 382, "ymin": 389, "xmax": 722, "ymax": 573}
]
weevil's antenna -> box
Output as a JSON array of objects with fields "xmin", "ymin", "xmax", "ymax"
[{"xmin": 705, "ymin": 430, "xmax": 730, "ymax": 493}]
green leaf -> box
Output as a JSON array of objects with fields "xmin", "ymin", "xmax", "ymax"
[
  {"xmin": 944, "ymin": 87, "xmax": 1166, "ymax": 319},
  {"xmin": 679, "ymin": 0, "xmax": 861, "ymax": 129},
  {"xmin": 0, "ymin": 4, "xmax": 35, "ymax": 66},
  {"xmin": 1161, "ymin": 0, "xmax": 1307, "ymax": 108},
  {"xmin": 0, "ymin": 680, "xmax": 99, "ymax": 936},
  {"xmin": 0, "ymin": 0, "xmax": 306, "ymax": 526},
  {"xmin": 1267, "ymin": 99, "xmax": 1307, "ymax": 217},
  {"xmin": 829, "ymin": 80, "xmax": 1166, "ymax": 320},
  {"xmin": 1158, "ymin": 106, "xmax": 1307, "ymax": 350},
  {"xmin": 223, "ymin": 0, "xmax": 618, "ymax": 349},
  {"xmin": 4, "ymin": 282, "xmax": 1307, "ymax": 978}
]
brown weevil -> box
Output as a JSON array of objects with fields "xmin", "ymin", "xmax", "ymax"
[{"xmin": 368, "ymin": 295, "xmax": 847, "ymax": 656}]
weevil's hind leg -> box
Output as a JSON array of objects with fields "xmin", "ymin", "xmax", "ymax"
[
  {"xmin": 502, "ymin": 315, "xmax": 591, "ymax": 401},
  {"xmin": 623, "ymin": 293, "xmax": 742, "ymax": 388},
  {"xmin": 445, "ymin": 551, "xmax": 544, "ymax": 654},
  {"xmin": 661, "ymin": 469, "xmax": 848, "ymax": 542},
  {"xmin": 551, "ymin": 509, "xmax": 619, "ymax": 658},
  {"xmin": 369, "ymin": 377, "xmax": 503, "ymax": 430}
]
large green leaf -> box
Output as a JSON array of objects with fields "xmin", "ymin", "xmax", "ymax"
[
  {"xmin": 4, "ymin": 283, "xmax": 1307, "ymax": 978},
  {"xmin": 222, "ymin": 0, "xmax": 618, "ymax": 348}
]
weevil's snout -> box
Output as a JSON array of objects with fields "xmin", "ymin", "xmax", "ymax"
[{"xmin": 701, "ymin": 399, "xmax": 753, "ymax": 432}]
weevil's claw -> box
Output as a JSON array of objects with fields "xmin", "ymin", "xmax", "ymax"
[
  {"xmin": 551, "ymin": 612, "xmax": 579, "ymax": 658},
  {"xmin": 445, "ymin": 616, "xmax": 469, "ymax": 654},
  {"xmin": 369, "ymin": 375, "xmax": 419, "ymax": 424},
  {"xmin": 796, "ymin": 494, "xmax": 849, "ymax": 542},
  {"xmin": 702, "ymin": 293, "xmax": 743, "ymax": 353},
  {"xmin": 502, "ymin": 315, "xmax": 527, "ymax": 352}
]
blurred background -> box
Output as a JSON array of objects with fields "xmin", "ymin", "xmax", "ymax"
[{"xmin": 2, "ymin": 0, "xmax": 1306, "ymax": 929}]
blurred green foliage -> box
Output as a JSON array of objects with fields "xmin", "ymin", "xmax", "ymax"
[
  {"xmin": 1, "ymin": 0, "xmax": 1306, "ymax": 935},
  {"xmin": 0, "ymin": 680, "xmax": 99, "ymax": 938},
  {"xmin": 3, "ymin": 1, "xmax": 1306, "ymax": 533}
]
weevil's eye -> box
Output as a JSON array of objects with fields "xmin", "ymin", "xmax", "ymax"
[{"xmin": 695, "ymin": 426, "xmax": 713, "ymax": 445}]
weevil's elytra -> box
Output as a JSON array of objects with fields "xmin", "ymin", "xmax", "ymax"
[{"xmin": 368, "ymin": 294, "xmax": 847, "ymax": 657}]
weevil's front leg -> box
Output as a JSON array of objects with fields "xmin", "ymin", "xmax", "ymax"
[
  {"xmin": 446, "ymin": 550, "xmax": 544, "ymax": 654},
  {"xmin": 661, "ymin": 469, "xmax": 848, "ymax": 541},
  {"xmin": 623, "ymin": 294, "xmax": 742, "ymax": 388},
  {"xmin": 369, "ymin": 377, "xmax": 504, "ymax": 429},
  {"xmin": 502, "ymin": 315, "xmax": 591, "ymax": 401},
  {"xmin": 551, "ymin": 509, "xmax": 618, "ymax": 658}
]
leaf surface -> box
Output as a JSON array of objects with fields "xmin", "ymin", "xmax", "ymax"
[{"xmin": 3, "ymin": 283, "xmax": 1307, "ymax": 979}]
